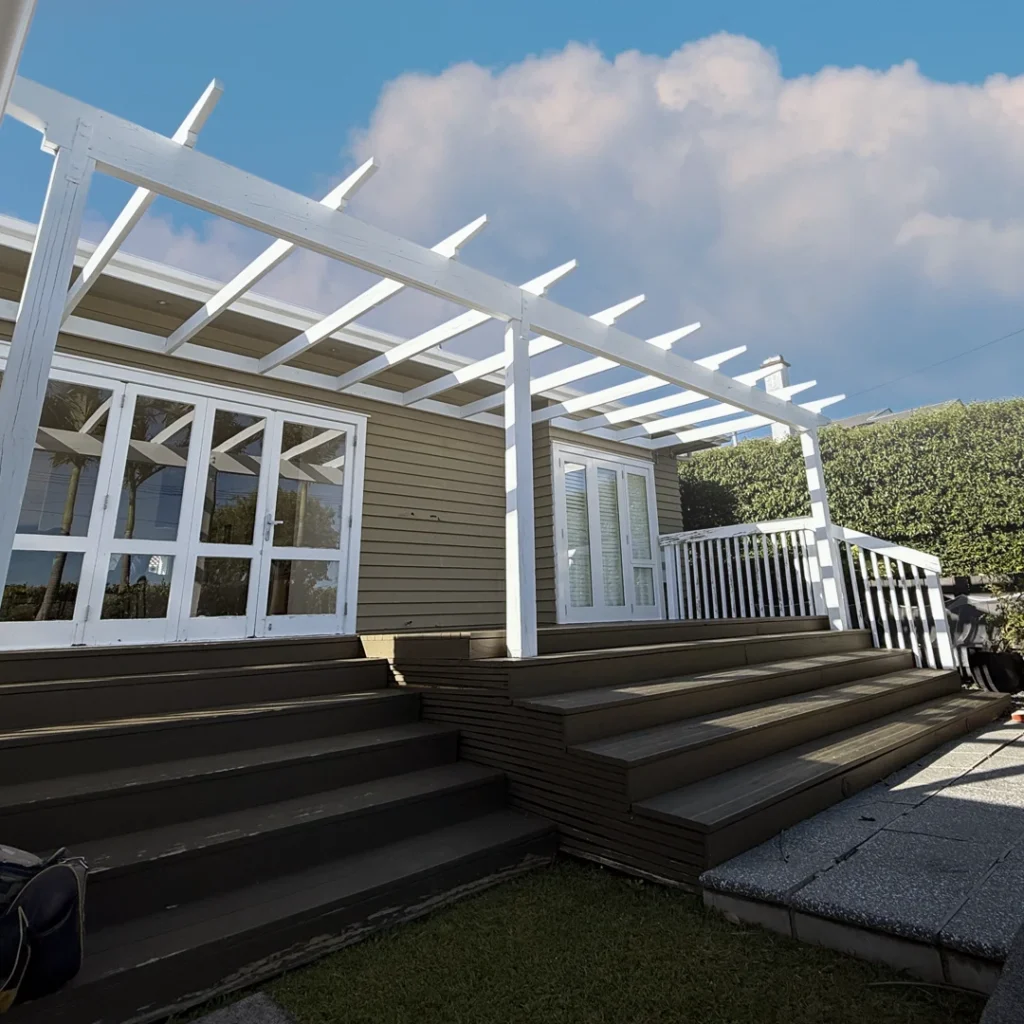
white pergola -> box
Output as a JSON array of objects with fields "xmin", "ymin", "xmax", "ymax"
[{"xmin": 0, "ymin": 20, "xmax": 849, "ymax": 656}]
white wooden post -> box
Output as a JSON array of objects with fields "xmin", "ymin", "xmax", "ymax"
[
  {"xmin": 664, "ymin": 545, "xmax": 680, "ymax": 620},
  {"xmin": 799, "ymin": 427, "xmax": 850, "ymax": 630},
  {"xmin": 504, "ymin": 318, "xmax": 537, "ymax": 658},
  {"xmin": 762, "ymin": 355, "xmax": 792, "ymax": 441},
  {"xmin": 0, "ymin": 1, "xmax": 36, "ymax": 120},
  {"xmin": 0, "ymin": 122, "xmax": 94, "ymax": 600}
]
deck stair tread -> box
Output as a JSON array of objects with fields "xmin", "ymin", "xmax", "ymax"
[
  {"xmin": 75, "ymin": 762, "xmax": 504, "ymax": 877},
  {"xmin": 0, "ymin": 655, "xmax": 389, "ymax": 694},
  {"xmin": 573, "ymin": 668, "xmax": 954, "ymax": 766},
  {"xmin": 518, "ymin": 650, "xmax": 907, "ymax": 714},
  {"xmin": 0, "ymin": 690, "xmax": 408, "ymax": 747},
  {"xmin": 637, "ymin": 691, "xmax": 1006, "ymax": 832},
  {"xmin": 70, "ymin": 810, "xmax": 552, "ymax": 980},
  {"xmin": 0, "ymin": 722, "xmax": 458, "ymax": 813}
]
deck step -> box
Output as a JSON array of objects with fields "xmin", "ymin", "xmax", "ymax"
[
  {"xmin": 8, "ymin": 811, "xmax": 555, "ymax": 1024},
  {"xmin": 636, "ymin": 690, "xmax": 1011, "ymax": 866},
  {"xmin": 0, "ymin": 657, "xmax": 393, "ymax": 730},
  {"xmin": 504, "ymin": 629, "xmax": 874, "ymax": 698},
  {"xmin": 78, "ymin": 762, "xmax": 508, "ymax": 931},
  {"xmin": 0, "ymin": 722, "xmax": 459, "ymax": 851},
  {"xmin": 0, "ymin": 690, "xmax": 420, "ymax": 782},
  {"xmin": 519, "ymin": 649, "xmax": 914, "ymax": 743},
  {"xmin": 573, "ymin": 668, "xmax": 961, "ymax": 800},
  {"xmin": 0, "ymin": 634, "xmax": 367, "ymax": 684}
]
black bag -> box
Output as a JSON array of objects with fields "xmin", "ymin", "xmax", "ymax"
[{"xmin": 0, "ymin": 845, "xmax": 86, "ymax": 1011}]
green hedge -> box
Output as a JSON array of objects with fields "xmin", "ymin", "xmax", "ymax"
[{"xmin": 676, "ymin": 399, "xmax": 1024, "ymax": 576}]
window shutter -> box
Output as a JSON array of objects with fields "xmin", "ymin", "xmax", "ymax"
[
  {"xmin": 563, "ymin": 464, "xmax": 593, "ymax": 608},
  {"xmin": 597, "ymin": 467, "xmax": 624, "ymax": 606}
]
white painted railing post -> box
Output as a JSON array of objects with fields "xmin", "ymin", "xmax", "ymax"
[
  {"xmin": 0, "ymin": 122, "xmax": 94, "ymax": 602},
  {"xmin": 663, "ymin": 545, "xmax": 680, "ymax": 620},
  {"xmin": 925, "ymin": 572, "xmax": 957, "ymax": 670},
  {"xmin": 799, "ymin": 428, "xmax": 850, "ymax": 630},
  {"xmin": 504, "ymin": 317, "xmax": 537, "ymax": 658}
]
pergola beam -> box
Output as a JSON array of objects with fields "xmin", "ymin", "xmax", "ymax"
[
  {"xmin": 8, "ymin": 76, "xmax": 827, "ymax": 430},
  {"xmin": 647, "ymin": 395, "xmax": 844, "ymax": 449},
  {"xmin": 403, "ymin": 294, "xmax": 645, "ymax": 408},
  {"xmin": 164, "ymin": 157, "xmax": 378, "ymax": 354},
  {"xmin": 613, "ymin": 379, "xmax": 816, "ymax": 440},
  {"xmin": 333, "ymin": 259, "xmax": 576, "ymax": 393},
  {"xmin": 63, "ymin": 78, "xmax": 224, "ymax": 321},
  {"xmin": 535, "ymin": 346, "xmax": 745, "ymax": 425}
]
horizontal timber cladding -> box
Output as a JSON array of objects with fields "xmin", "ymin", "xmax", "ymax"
[{"xmin": 654, "ymin": 451, "xmax": 684, "ymax": 534}]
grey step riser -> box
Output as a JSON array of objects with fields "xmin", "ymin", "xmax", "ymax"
[
  {"xmin": 84, "ymin": 776, "xmax": 509, "ymax": 932},
  {"xmin": 0, "ymin": 695, "xmax": 422, "ymax": 784},
  {"xmin": 0, "ymin": 662, "xmax": 392, "ymax": 731},
  {"xmin": 537, "ymin": 618, "xmax": 828, "ymax": 656},
  {"xmin": 11, "ymin": 833, "xmax": 554, "ymax": 1024},
  {"xmin": 704, "ymin": 698, "xmax": 1009, "ymax": 867},
  {"xmin": 562, "ymin": 651, "xmax": 915, "ymax": 744},
  {"xmin": 1, "ymin": 731, "xmax": 459, "ymax": 852},
  {"xmin": 625, "ymin": 674, "xmax": 962, "ymax": 801},
  {"xmin": 511, "ymin": 631, "xmax": 873, "ymax": 698},
  {"xmin": 0, "ymin": 637, "xmax": 366, "ymax": 685}
]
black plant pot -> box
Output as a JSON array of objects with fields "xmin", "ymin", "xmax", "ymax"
[{"xmin": 967, "ymin": 648, "xmax": 1024, "ymax": 694}]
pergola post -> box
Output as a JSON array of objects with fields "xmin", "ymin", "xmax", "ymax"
[
  {"xmin": 504, "ymin": 317, "xmax": 537, "ymax": 658},
  {"xmin": 799, "ymin": 427, "xmax": 850, "ymax": 630},
  {"xmin": 0, "ymin": 122, "xmax": 95, "ymax": 599}
]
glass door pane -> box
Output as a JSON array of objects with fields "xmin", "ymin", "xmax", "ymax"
[
  {"xmin": 627, "ymin": 472, "xmax": 657, "ymax": 608},
  {"xmin": 563, "ymin": 462, "xmax": 594, "ymax": 609},
  {"xmin": 0, "ymin": 373, "xmax": 122, "ymax": 647},
  {"xmin": 81, "ymin": 388, "xmax": 202, "ymax": 645},
  {"xmin": 596, "ymin": 466, "xmax": 625, "ymax": 608},
  {"xmin": 257, "ymin": 416, "xmax": 350, "ymax": 635}
]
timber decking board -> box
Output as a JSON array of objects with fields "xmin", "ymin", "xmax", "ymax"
[
  {"xmin": 637, "ymin": 692, "xmax": 1009, "ymax": 833},
  {"xmin": 0, "ymin": 724, "xmax": 460, "ymax": 851}
]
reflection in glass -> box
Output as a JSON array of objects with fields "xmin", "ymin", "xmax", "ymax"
[
  {"xmin": 200, "ymin": 411, "xmax": 265, "ymax": 544},
  {"xmin": 564, "ymin": 463, "xmax": 593, "ymax": 608},
  {"xmin": 16, "ymin": 379, "xmax": 111, "ymax": 539},
  {"xmin": 116, "ymin": 397, "xmax": 193, "ymax": 541},
  {"xmin": 267, "ymin": 560, "xmax": 338, "ymax": 616},
  {"xmin": 1, "ymin": 551, "xmax": 84, "ymax": 622},
  {"xmin": 191, "ymin": 557, "xmax": 252, "ymax": 617},
  {"xmin": 101, "ymin": 554, "xmax": 173, "ymax": 619},
  {"xmin": 273, "ymin": 423, "xmax": 346, "ymax": 549}
]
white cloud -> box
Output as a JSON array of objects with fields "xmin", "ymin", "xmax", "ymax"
[{"xmin": 118, "ymin": 34, "xmax": 1024, "ymax": 405}]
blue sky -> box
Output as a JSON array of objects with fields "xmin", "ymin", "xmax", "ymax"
[{"xmin": 3, "ymin": 0, "xmax": 1024, "ymax": 418}]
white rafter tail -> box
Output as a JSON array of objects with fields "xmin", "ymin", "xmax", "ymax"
[
  {"xmin": 63, "ymin": 78, "xmax": 224, "ymax": 321},
  {"xmin": 163, "ymin": 158, "xmax": 379, "ymax": 355},
  {"xmin": 333, "ymin": 258, "xmax": 577, "ymax": 392},
  {"xmin": 403, "ymin": 293, "xmax": 646, "ymax": 410},
  {"xmin": 645, "ymin": 321, "xmax": 701, "ymax": 350},
  {"xmin": 616, "ymin": 379, "xmax": 817, "ymax": 440},
  {"xmin": 533, "ymin": 345, "xmax": 747, "ymax": 425},
  {"xmin": 257, "ymin": 214, "xmax": 487, "ymax": 375},
  {"xmin": 647, "ymin": 394, "xmax": 845, "ymax": 450},
  {"xmin": 570, "ymin": 360, "xmax": 777, "ymax": 430}
]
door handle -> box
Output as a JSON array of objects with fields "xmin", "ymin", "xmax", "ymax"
[{"xmin": 264, "ymin": 513, "xmax": 285, "ymax": 541}]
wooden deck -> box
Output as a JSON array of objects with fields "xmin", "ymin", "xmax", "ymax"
[
  {"xmin": 0, "ymin": 637, "xmax": 554, "ymax": 1024},
  {"xmin": 394, "ymin": 618, "xmax": 1010, "ymax": 888}
]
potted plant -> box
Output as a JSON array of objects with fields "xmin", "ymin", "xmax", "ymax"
[{"xmin": 969, "ymin": 575, "xmax": 1024, "ymax": 694}]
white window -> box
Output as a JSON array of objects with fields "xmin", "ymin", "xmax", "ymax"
[{"xmin": 552, "ymin": 443, "xmax": 662, "ymax": 623}]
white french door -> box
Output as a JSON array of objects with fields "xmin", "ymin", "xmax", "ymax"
[
  {"xmin": 552, "ymin": 443, "xmax": 662, "ymax": 624},
  {"xmin": 0, "ymin": 355, "xmax": 363, "ymax": 650}
]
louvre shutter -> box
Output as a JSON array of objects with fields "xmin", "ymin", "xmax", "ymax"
[
  {"xmin": 563, "ymin": 464, "xmax": 593, "ymax": 608},
  {"xmin": 597, "ymin": 468, "xmax": 624, "ymax": 606}
]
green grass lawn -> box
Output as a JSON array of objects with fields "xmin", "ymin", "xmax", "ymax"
[{"xmin": 268, "ymin": 859, "xmax": 985, "ymax": 1024}]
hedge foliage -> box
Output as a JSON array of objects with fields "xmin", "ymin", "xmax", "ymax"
[{"xmin": 676, "ymin": 399, "xmax": 1024, "ymax": 576}]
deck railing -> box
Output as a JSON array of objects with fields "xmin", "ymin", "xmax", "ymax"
[{"xmin": 660, "ymin": 518, "xmax": 957, "ymax": 671}]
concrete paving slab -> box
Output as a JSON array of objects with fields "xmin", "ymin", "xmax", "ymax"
[
  {"xmin": 789, "ymin": 830, "xmax": 1005, "ymax": 944},
  {"xmin": 941, "ymin": 841, "xmax": 1024, "ymax": 960},
  {"xmin": 885, "ymin": 790, "xmax": 1024, "ymax": 846},
  {"xmin": 194, "ymin": 994, "xmax": 294, "ymax": 1024},
  {"xmin": 876, "ymin": 763, "xmax": 973, "ymax": 806},
  {"xmin": 981, "ymin": 921, "xmax": 1024, "ymax": 1024}
]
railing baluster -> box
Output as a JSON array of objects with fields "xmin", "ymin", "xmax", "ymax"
[
  {"xmin": 856, "ymin": 547, "xmax": 881, "ymax": 649},
  {"xmin": 742, "ymin": 535, "xmax": 756, "ymax": 617},
  {"xmin": 894, "ymin": 560, "xmax": 922, "ymax": 665},
  {"xmin": 789, "ymin": 531, "xmax": 806, "ymax": 616},
  {"xmin": 909, "ymin": 563, "xmax": 936, "ymax": 668},
  {"xmin": 869, "ymin": 550, "xmax": 893, "ymax": 648},
  {"xmin": 925, "ymin": 570, "xmax": 956, "ymax": 670},
  {"xmin": 883, "ymin": 556, "xmax": 906, "ymax": 650},
  {"xmin": 779, "ymin": 531, "xmax": 796, "ymax": 616},
  {"xmin": 844, "ymin": 541, "xmax": 864, "ymax": 630},
  {"xmin": 724, "ymin": 536, "xmax": 736, "ymax": 618},
  {"xmin": 713, "ymin": 539, "xmax": 725, "ymax": 618},
  {"xmin": 680, "ymin": 542, "xmax": 692, "ymax": 620},
  {"xmin": 763, "ymin": 536, "xmax": 776, "ymax": 616},
  {"xmin": 732, "ymin": 536, "xmax": 746, "ymax": 616},
  {"xmin": 771, "ymin": 533, "xmax": 784, "ymax": 616},
  {"xmin": 700, "ymin": 541, "xmax": 711, "ymax": 621}
]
